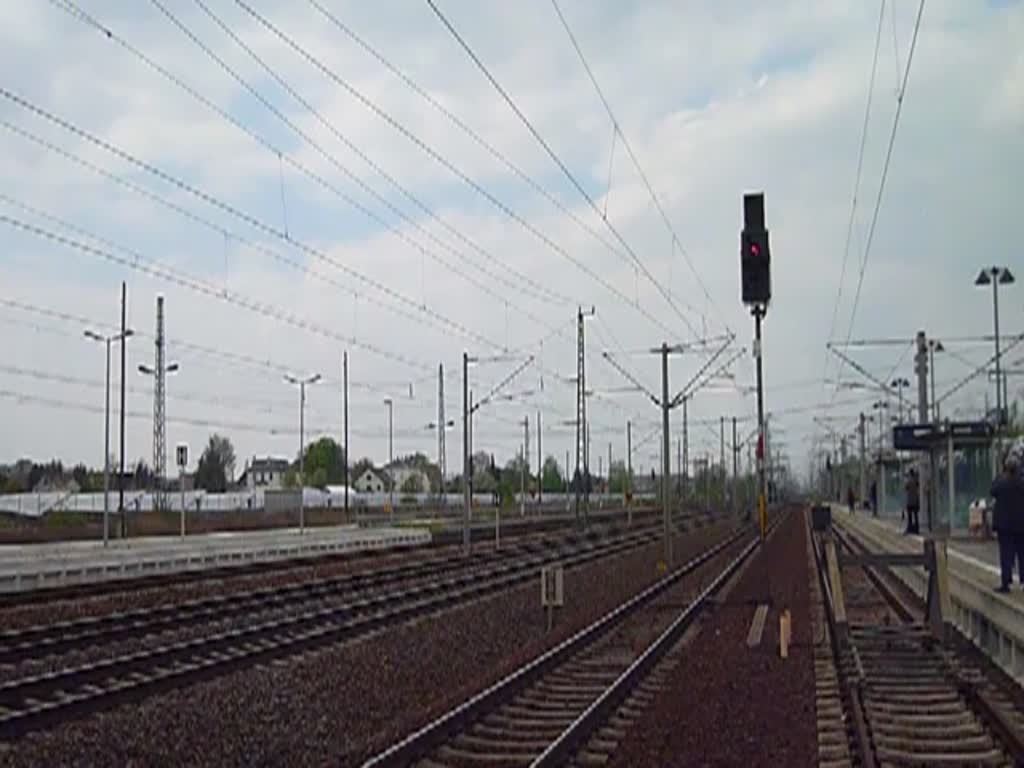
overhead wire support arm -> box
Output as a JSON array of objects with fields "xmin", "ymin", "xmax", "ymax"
[
  {"xmin": 681, "ymin": 348, "xmax": 748, "ymax": 406},
  {"xmin": 826, "ymin": 345, "xmax": 892, "ymax": 393},
  {"xmin": 471, "ymin": 356, "xmax": 535, "ymax": 413},
  {"xmin": 600, "ymin": 351, "xmax": 661, "ymax": 407},
  {"xmin": 668, "ymin": 338, "xmax": 734, "ymax": 409}
]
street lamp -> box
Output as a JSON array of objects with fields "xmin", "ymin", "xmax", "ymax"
[
  {"xmin": 384, "ymin": 397, "xmax": 394, "ymax": 521},
  {"xmin": 284, "ymin": 372, "xmax": 321, "ymax": 534},
  {"xmin": 975, "ymin": 266, "xmax": 1015, "ymax": 425},
  {"xmin": 84, "ymin": 328, "xmax": 134, "ymax": 546},
  {"xmin": 927, "ymin": 340, "xmax": 944, "ymax": 422},
  {"xmin": 891, "ymin": 377, "xmax": 910, "ymax": 422}
]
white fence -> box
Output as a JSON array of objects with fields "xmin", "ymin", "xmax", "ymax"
[{"xmin": 0, "ymin": 490, "xmax": 654, "ymax": 518}]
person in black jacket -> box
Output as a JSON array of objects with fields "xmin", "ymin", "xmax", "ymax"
[
  {"xmin": 905, "ymin": 469, "xmax": 920, "ymax": 534},
  {"xmin": 991, "ymin": 453, "xmax": 1024, "ymax": 593}
]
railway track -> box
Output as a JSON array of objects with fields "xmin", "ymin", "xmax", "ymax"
[
  {"xmin": 814, "ymin": 518, "xmax": 1024, "ymax": 767},
  {"xmin": 363, "ymin": 513, "xmax": 784, "ymax": 767},
  {"xmin": 0, "ymin": 517, "xmax": 713, "ymax": 740},
  {"xmin": 0, "ymin": 523, "xmax": 662, "ymax": 665},
  {"xmin": 0, "ymin": 507, "xmax": 660, "ymax": 609}
]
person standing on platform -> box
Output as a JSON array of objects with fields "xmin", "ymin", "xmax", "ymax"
[
  {"xmin": 905, "ymin": 468, "xmax": 920, "ymax": 534},
  {"xmin": 991, "ymin": 453, "xmax": 1024, "ymax": 593}
]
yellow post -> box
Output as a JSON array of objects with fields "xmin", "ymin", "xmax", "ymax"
[
  {"xmin": 780, "ymin": 609, "xmax": 791, "ymax": 658},
  {"xmin": 758, "ymin": 492, "xmax": 767, "ymax": 539}
]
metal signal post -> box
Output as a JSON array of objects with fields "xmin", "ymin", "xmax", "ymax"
[
  {"xmin": 741, "ymin": 192, "xmax": 772, "ymax": 540},
  {"xmin": 754, "ymin": 305, "xmax": 767, "ymax": 539}
]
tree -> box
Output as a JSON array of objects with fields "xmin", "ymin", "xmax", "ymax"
[
  {"xmin": 541, "ymin": 456, "xmax": 563, "ymax": 492},
  {"xmin": 303, "ymin": 437, "xmax": 346, "ymax": 485},
  {"xmin": 310, "ymin": 467, "xmax": 328, "ymax": 489},
  {"xmin": 132, "ymin": 459, "xmax": 153, "ymax": 490},
  {"xmin": 282, "ymin": 468, "xmax": 300, "ymax": 489},
  {"xmin": 195, "ymin": 434, "xmax": 236, "ymax": 492},
  {"xmin": 470, "ymin": 451, "xmax": 496, "ymax": 493},
  {"xmin": 608, "ymin": 459, "xmax": 628, "ymax": 494},
  {"xmin": 71, "ymin": 463, "xmax": 89, "ymax": 490},
  {"xmin": 401, "ymin": 473, "xmax": 424, "ymax": 494}
]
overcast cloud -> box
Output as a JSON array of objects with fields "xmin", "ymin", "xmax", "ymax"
[{"xmin": 0, "ymin": 0, "xmax": 1020, "ymax": 480}]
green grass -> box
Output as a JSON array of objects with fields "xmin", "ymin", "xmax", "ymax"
[{"xmin": 41, "ymin": 509, "xmax": 95, "ymax": 528}]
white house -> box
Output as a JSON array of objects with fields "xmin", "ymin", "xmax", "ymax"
[
  {"xmin": 239, "ymin": 457, "xmax": 290, "ymax": 490},
  {"xmin": 354, "ymin": 468, "xmax": 387, "ymax": 494}
]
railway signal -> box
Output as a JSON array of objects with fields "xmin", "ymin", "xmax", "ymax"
[{"xmin": 740, "ymin": 192, "xmax": 771, "ymax": 540}]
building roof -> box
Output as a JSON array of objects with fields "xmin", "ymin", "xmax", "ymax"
[{"xmin": 249, "ymin": 457, "xmax": 290, "ymax": 472}]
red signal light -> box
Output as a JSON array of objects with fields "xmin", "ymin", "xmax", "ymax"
[{"xmin": 750, "ymin": 243, "xmax": 761, "ymax": 257}]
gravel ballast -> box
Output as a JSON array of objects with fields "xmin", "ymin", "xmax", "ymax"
[
  {"xmin": 5, "ymin": 520, "xmax": 737, "ymax": 767},
  {"xmin": 607, "ymin": 509, "xmax": 817, "ymax": 767}
]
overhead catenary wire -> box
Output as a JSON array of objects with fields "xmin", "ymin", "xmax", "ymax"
[
  {"xmin": 0, "ymin": 386, "xmax": 302, "ymax": 436},
  {"xmin": 0, "ymin": 132, "xmax": 466, "ymax": 346},
  {"xmin": 423, "ymin": 0, "xmax": 705, "ymax": 341},
  {"xmin": 305, "ymin": 0, "xmax": 702, "ymax": 329},
  {"xmin": 192, "ymin": 0, "xmax": 573, "ymax": 311},
  {"xmin": 836, "ymin": 0, "xmax": 925, "ymax": 381},
  {"xmin": 51, "ymin": 0, "xmax": 562, "ymax": 348},
  {"xmin": 548, "ymin": 0, "xmax": 731, "ymax": 336},
  {"xmin": 0, "ymin": 209, "xmax": 436, "ymax": 372},
  {"xmin": 0, "ymin": 86, "xmax": 500, "ymax": 352},
  {"xmin": 232, "ymin": 0, "xmax": 679, "ymax": 340},
  {"xmin": 823, "ymin": 0, "xmax": 887, "ymax": 391},
  {"xmin": 144, "ymin": 0, "xmax": 573, "ymax": 323}
]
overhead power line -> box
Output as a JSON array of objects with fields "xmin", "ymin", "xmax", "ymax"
[
  {"xmin": 0, "ymin": 129, "xmax": 466, "ymax": 346},
  {"xmin": 548, "ymin": 0, "xmax": 730, "ymax": 335},
  {"xmin": 824, "ymin": 0, "xmax": 886, "ymax": 389},
  {"xmin": 0, "ymin": 86, "xmax": 498, "ymax": 351},
  {"xmin": 190, "ymin": 0, "xmax": 571, "ymax": 311},
  {"xmin": 140, "ymin": 0, "xmax": 572, "ymax": 323},
  {"xmin": 0, "ymin": 209, "xmax": 435, "ymax": 371},
  {"xmin": 52, "ymin": 0, "xmax": 561, "ymax": 347},
  {"xmin": 0, "ymin": 386, "xmax": 300, "ymax": 436},
  {"xmin": 424, "ymin": 0, "xmax": 704, "ymax": 340},
  {"xmin": 232, "ymin": 0, "xmax": 680, "ymax": 339},
  {"xmin": 837, "ymin": 0, "xmax": 925, "ymax": 375},
  {"xmin": 305, "ymin": 0, "xmax": 672, "ymax": 317}
]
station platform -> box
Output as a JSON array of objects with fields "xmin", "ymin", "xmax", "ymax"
[
  {"xmin": 0, "ymin": 524, "xmax": 431, "ymax": 594},
  {"xmin": 832, "ymin": 506, "xmax": 1024, "ymax": 679}
]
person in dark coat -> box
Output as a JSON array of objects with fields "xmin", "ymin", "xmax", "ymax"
[
  {"xmin": 905, "ymin": 469, "xmax": 920, "ymax": 534},
  {"xmin": 847, "ymin": 486, "xmax": 855, "ymax": 514},
  {"xmin": 991, "ymin": 453, "xmax": 1024, "ymax": 593}
]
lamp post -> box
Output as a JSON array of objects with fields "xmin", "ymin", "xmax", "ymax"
[
  {"xmin": 384, "ymin": 397, "xmax": 394, "ymax": 521},
  {"xmin": 927, "ymin": 340, "xmax": 945, "ymax": 422},
  {"xmin": 84, "ymin": 328, "xmax": 134, "ymax": 546},
  {"xmin": 891, "ymin": 377, "xmax": 910, "ymax": 422},
  {"xmin": 975, "ymin": 267, "xmax": 1015, "ymax": 426},
  {"xmin": 284, "ymin": 372, "xmax": 321, "ymax": 533}
]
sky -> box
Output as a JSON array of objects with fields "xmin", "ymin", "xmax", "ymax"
[{"xmin": 0, "ymin": 0, "xmax": 1021, "ymax": 482}]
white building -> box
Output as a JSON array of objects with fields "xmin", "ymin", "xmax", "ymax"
[
  {"xmin": 354, "ymin": 468, "xmax": 387, "ymax": 494},
  {"xmin": 239, "ymin": 457, "xmax": 290, "ymax": 490}
]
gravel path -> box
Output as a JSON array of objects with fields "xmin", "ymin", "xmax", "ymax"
[
  {"xmin": 4, "ymin": 520, "xmax": 734, "ymax": 767},
  {"xmin": 607, "ymin": 509, "xmax": 817, "ymax": 767}
]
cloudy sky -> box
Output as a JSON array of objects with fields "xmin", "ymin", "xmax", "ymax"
[{"xmin": 0, "ymin": 0, "xmax": 1020, "ymax": 481}]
